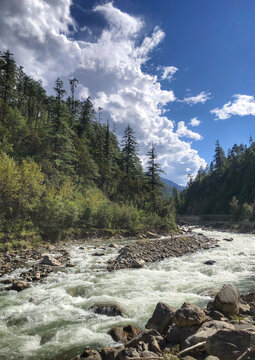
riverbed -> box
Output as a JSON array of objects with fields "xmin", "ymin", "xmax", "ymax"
[{"xmin": 0, "ymin": 229, "xmax": 254, "ymax": 360}]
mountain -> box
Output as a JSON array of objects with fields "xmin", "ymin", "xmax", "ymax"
[{"xmin": 160, "ymin": 177, "xmax": 185, "ymax": 194}]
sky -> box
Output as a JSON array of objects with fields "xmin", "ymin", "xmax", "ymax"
[{"xmin": 0, "ymin": 0, "xmax": 255, "ymax": 185}]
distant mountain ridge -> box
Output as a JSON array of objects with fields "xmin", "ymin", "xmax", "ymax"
[{"xmin": 160, "ymin": 177, "xmax": 185, "ymax": 193}]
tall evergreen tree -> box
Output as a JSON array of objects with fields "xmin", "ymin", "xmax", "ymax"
[
  {"xmin": 146, "ymin": 145, "xmax": 163, "ymax": 209},
  {"xmin": 214, "ymin": 139, "xmax": 226, "ymax": 170}
]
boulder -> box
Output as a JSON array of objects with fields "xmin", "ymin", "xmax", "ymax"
[
  {"xmin": 205, "ymin": 329, "xmax": 255, "ymax": 360},
  {"xmin": 213, "ymin": 284, "xmax": 240, "ymax": 316},
  {"xmin": 89, "ymin": 303, "xmax": 123, "ymax": 317},
  {"xmin": 184, "ymin": 320, "xmax": 235, "ymax": 347},
  {"xmin": 100, "ymin": 346, "xmax": 124, "ymax": 360},
  {"xmin": 126, "ymin": 329, "xmax": 163, "ymax": 352},
  {"xmin": 173, "ymin": 302, "xmax": 207, "ymax": 327},
  {"xmin": 239, "ymin": 303, "xmax": 251, "ymax": 315},
  {"xmin": 146, "ymin": 302, "xmax": 176, "ymax": 334},
  {"xmin": 10, "ymin": 280, "xmax": 30, "ymax": 292},
  {"xmin": 204, "ymin": 260, "xmax": 216, "ymax": 265},
  {"xmin": 204, "ymin": 357, "xmax": 220, "ymax": 360},
  {"xmin": 109, "ymin": 243, "xmax": 119, "ymax": 249},
  {"xmin": 41, "ymin": 255, "xmax": 61, "ymax": 266},
  {"xmin": 223, "ymin": 237, "xmax": 233, "ymax": 242},
  {"xmin": 66, "ymin": 263, "xmax": 76, "ymax": 267},
  {"xmin": 166, "ymin": 324, "xmax": 199, "ymax": 347},
  {"xmin": 131, "ymin": 259, "xmax": 145, "ymax": 268},
  {"xmin": 241, "ymin": 292, "xmax": 255, "ymax": 305},
  {"xmin": 108, "ymin": 324, "xmax": 140, "ymax": 343},
  {"xmin": 80, "ymin": 350, "xmax": 102, "ymax": 360}
]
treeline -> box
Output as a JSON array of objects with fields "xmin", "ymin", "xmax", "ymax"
[
  {"xmin": 0, "ymin": 50, "xmax": 176, "ymax": 250},
  {"xmin": 178, "ymin": 138, "xmax": 255, "ymax": 219}
]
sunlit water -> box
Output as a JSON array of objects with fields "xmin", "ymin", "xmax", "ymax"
[{"xmin": 0, "ymin": 229, "xmax": 254, "ymax": 360}]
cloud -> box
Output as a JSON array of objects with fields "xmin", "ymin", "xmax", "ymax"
[
  {"xmin": 176, "ymin": 121, "xmax": 202, "ymax": 140},
  {"xmin": 158, "ymin": 66, "xmax": 178, "ymax": 81},
  {"xmin": 182, "ymin": 91, "xmax": 211, "ymax": 105},
  {"xmin": 211, "ymin": 94, "xmax": 255, "ymax": 120},
  {"xmin": 189, "ymin": 117, "xmax": 201, "ymax": 127},
  {"xmin": 0, "ymin": 0, "xmax": 206, "ymax": 184}
]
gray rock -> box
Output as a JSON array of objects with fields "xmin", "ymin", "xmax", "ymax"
[
  {"xmin": 184, "ymin": 320, "xmax": 235, "ymax": 347},
  {"xmin": 41, "ymin": 255, "xmax": 61, "ymax": 266},
  {"xmin": 173, "ymin": 302, "xmax": 207, "ymax": 327},
  {"xmin": 9, "ymin": 280, "xmax": 30, "ymax": 292},
  {"xmin": 100, "ymin": 346, "xmax": 124, "ymax": 360},
  {"xmin": 205, "ymin": 329, "xmax": 255, "ymax": 360},
  {"xmin": 126, "ymin": 329, "xmax": 163, "ymax": 352},
  {"xmin": 89, "ymin": 303, "xmax": 123, "ymax": 317},
  {"xmin": 108, "ymin": 324, "xmax": 140, "ymax": 343},
  {"xmin": 213, "ymin": 284, "xmax": 240, "ymax": 316},
  {"xmin": 131, "ymin": 259, "xmax": 145, "ymax": 268},
  {"xmin": 146, "ymin": 302, "xmax": 176, "ymax": 334},
  {"xmin": 204, "ymin": 260, "xmax": 216, "ymax": 265},
  {"xmin": 204, "ymin": 356, "xmax": 220, "ymax": 360}
]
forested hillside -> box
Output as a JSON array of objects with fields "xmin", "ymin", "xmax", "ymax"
[
  {"xmin": 179, "ymin": 139, "xmax": 255, "ymax": 218},
  {"xmin": 0, "ymin": 50, "xmax": 176, "ymax": 250}
]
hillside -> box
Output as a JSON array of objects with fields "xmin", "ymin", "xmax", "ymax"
[
  {"xmin": 179, "ymin": 139, "xmax": 255, "ymax": 219},
  {"xmin": 160, "ymin": 177, "xmax": 185, "ymax": 194},
  {"xmin": 0, "ymin": 50, "xmax": 177, "ymax": 250}
]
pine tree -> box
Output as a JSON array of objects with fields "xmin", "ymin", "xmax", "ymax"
[
  {"xmin": 214, "ymin": 140, "xmax": 226, "ymax": 170},
  {"xmin": 121, "ymin": 125, "xmax": 140, "ymax": 175},
  {"xmin": 0, "ymin": 50, "xmax": 16, "ymax": 105},
  {"xmin": 146, "ymin": 145, "xmax": 163, "ymax": 209}
]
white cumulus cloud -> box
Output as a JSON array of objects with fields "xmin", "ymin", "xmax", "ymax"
[
  {"xmin": 189, "ymin": 117, "xmax": 201, "ymax": 127},
  {"xmin": 0, "ymin": 0, "xmax": 207, "ymax": 184},
  {"xmin": 211, "ymin": 94, "xmax": 255, "ymax": 120},
  {"xmin": 176, "ymin": 121, "xmax": 202, "ymax": 140}
]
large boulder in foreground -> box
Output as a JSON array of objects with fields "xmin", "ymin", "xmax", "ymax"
[
  {"xmin": 184, "ymin": 320, "xmax": 235, "ymax": 347},
  {"xmin": 89, "ymin": 303, "xmax": 123, "ymax": 317},
  {"xmin": 146, "ymin": 302, "xmax": 176, "ymax": 334},
  {"xmin": 41, "ymin": 255, "xmax": 62, "ymax": 266},
  {"xmin": 213, "ymin": 284, "xmax": 240, "ymax": 316},
  {"xmin": 205, "ymin": 329, "xmax": 255, "ymax": 360},
  {"xmin": 173, "ymin": 302, "xmax": 207, "ymax": 327}
]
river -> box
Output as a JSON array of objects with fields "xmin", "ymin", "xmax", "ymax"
[{"xmin": 0, "ymin": 228, "xmax": 254, "ymax": 360}]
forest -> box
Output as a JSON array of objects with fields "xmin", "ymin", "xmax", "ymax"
[
  {"xmin": 0, "ymin": 50, "xmax": 177, "ymax": 251},
  {"xmin": 179, "ymin": 138, "xmax": 255, "ymax": 219}
]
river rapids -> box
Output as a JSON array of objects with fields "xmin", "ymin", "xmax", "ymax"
[{"xmin": 0, "ymin": 228, "xmax": 254, "ymax": 360}]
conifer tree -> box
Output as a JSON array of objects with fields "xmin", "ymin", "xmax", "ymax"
[
  {"xmin": 146, "ymin": 144, "xmax": 163, "ymax": 209},
  {"xmin": 214, "ymin": 139, "xmax": 226, "ymax": 170}
]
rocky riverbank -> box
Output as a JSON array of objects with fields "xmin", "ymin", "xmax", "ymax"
[
  {"xmin": 71, "ymin": 284, "xmax": 255, "ymax": 360},
  {"xmin": 107, "ymin": 233, "xmax": 217, "ymax": 271},
  {"xmin": 0, "ymin": 245, "xmax": 74, "ymax": 290}
]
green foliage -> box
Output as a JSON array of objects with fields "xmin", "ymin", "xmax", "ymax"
[
  {"xmin": 0, "ymin": 50, "xmax": 177, "ymax": 249},
  {"xmin": 181, "ymin": 139, "xmax": 255, "ymax": 216}
]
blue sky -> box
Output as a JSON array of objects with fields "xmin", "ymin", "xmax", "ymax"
[{"xmin": 0, "ymin": 0, "xmax": 254, "ymax": 184}]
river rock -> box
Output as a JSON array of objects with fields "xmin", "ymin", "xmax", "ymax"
[
  {"xmin": 131, "ymin": 259, "xmax": 145, "ymax": 268},
  {"xmin": 213, "ymin": 284, "xmax": 240, "ymax": 316},
  {"xmin": 109, "ymin": 243, "xmax": 119, "ymax": 249},
  {"xmin": 89, "ymin": 303, "xmax": 123, "ymax": 317},
  {"xmin": 9, "ymin": 280, "xmax": 30, "ymax": 292},
  {"xmin": 125, "ymin": 329, "xmax": 163, "ymax": 352},
  {"xmin": 79, "ymin": 350, "xmax": 102, "ymax": 360},
  {"xmin": 173, "ymin": 302, "xmax": 207, "ymax": 327},
  {"xmin": 146, "ymin": 302, "xmax": 176, "ymax": 334},
  {"xmin": 204, "ymin": 260, "xmax": 216, "ymax": 265},
  {"xmin": 223, "ymin": 237, "xmax": 233, "ymax": 242},
  {"xmin": 205, "ymin": 329, "xmax": 255, "ymax": 360},
  {"xmin": 166, "ymin": 324, "xmax": 200, "ymax": 347},
  {"xmin": 184, "ymin": 320, "xmax": 235, "ymax": 347},
  {"xmin": 100, "ymin": 346, "xmax": 124, "ymax": 360},
  {"xmin": 41, "ymin": 255, "xmax": 61, "ymax": 266},
  {"xmin": 108, "ymin": 324, "xmax": 140, "ymax": 343},
  {"xmin": 204, "ymin": 357, "xmax": 220, "ymax": 360}
]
